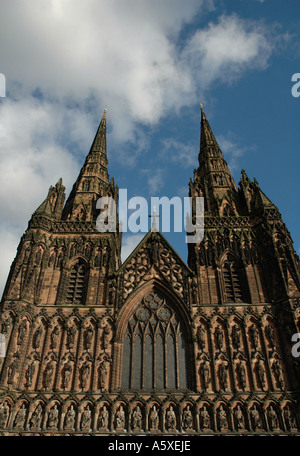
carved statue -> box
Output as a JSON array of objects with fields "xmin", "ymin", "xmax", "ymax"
[
  {"xmin": 80, "ymin": 361, "xmax": 90, "ymax": 389},
  {"xmin": 200, "ymin": 406, "xmax": 210, "ymax": 429},
  {"xmin": 84, "ymin": 324, "xmax": 93, "ymax": 351},
  {"xmin": 25, "ymin": 360, "xmax": 36, "ymax": 387},
  {"xmin": 102, "ymin": 324, "xmax": 110, "ymax": 350},
  {"xmin": 50, "ymin": 325, "xmax": 60, "ymax": 349},
  {"xmin": 196, "ymin": 325, "xmax": 206, "ymax": 350},
  {"xmin": 17, "ymin": 320, "xmax": 27, "ymax": 346},
  {"xmin": 14, "ymin": 404, "xmax": 27, "ymax": 429},
  {"xmin": 236, "ymin": 362, "xmax": 246, "ymax": 390},
  {"xmin": 30, "ymin": 403, "xmax": 43, "ymax": 429},
  {"xmin": 62, "ymin": 361, "xmax": 73, "ymax": 389},
  {"xmin": 231, "ymin": 324, "xmax": 241, "ymax": 350},
  {"xmin": 65, "ymin": 404, "xmax": 76, "ymax": 429},
  {"xmin": 0, "ymin": 402, "xmax": 9, "ymax": 428},
  {"xmin": 256, "ymin": 358, "xmax": 266, "ymax": 389},
  {"xmin": 234, "ymin": 405, "xmax": 245, "ymax": 430},
  {"xmin": 272, "ymin": 359, "xmax": 284, "ymax": 389},
  {"xmin": 284, "ymin": 405, "xmax": 297, "ymax": 430},
  {"xmin": 182, "ymin": 405, "xmax": 193, "ymax": 430},
  {"xmin": 47, "ymin": 404, "xmax": 59, "ymax": 429},
  {"xmin": 33, "ymin": 326, "xmax": 42, "ymax": 349},
  {"xmin": 250, "ymin": 405, "xmax": 262, "ymax": 430},
  {"xmin": 149, "ymin": 405, "xmax": 159, "ymax": 430},
  {"xmin": 268, "ymin": 405, "xmax": 279, "ymax": 430},
  {"xmin": 218, "ymin": 405, "xmax": 227, "ymax": 429},
  {"xmin": 7, "ymin": 355, "xmax": 19, "ymax": 385},
  {"xmin": 132, "ymin": 406, "xmax": 142, "ymax": 430},
  {"xmin": 166, "ymin": 406, "xmax": 176, "ymax": 430},
  {"xmin": 81, "ymin": 405, "xmax": 92, "ymax": 430},
  {"xmin": 66, "ymin": 325, "xmax": 76, "ymax": 350},
  {"xmin": 115, "ymin": 405, "xmax": 125, "ymax": 429},
  {"xmin": 200, "ymin": 361, "xmax": 210, "ymax": 390},
  {"xmin": 98, "ymin": 360, "xmax": 108, "ymax": 390},
  {"xmin": 265, "ymin": 323, "xmax": 276, "ymax": 348},
  {"xmin": 43, "ymin": 361, "xmax": 54, "ymax": 389},
  {"xmin": 215, "ymin": 325, "xmax": 224, "ymax": 351},
  {"xmin": 99, "ymin": 405, "xmax": 109, "ymax": 429},
  {"xmin": 249, "ymin": 324, "xmax": 259, "ymax": 350},
  {"xmin": 218, "ymin": 362, "xmax": 228, "ymax": 390}
]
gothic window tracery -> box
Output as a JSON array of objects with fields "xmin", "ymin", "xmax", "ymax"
[
  {"xmin": 222, "ymin": 259, "xmax": 245, "ymax": 302},
  {"xmin": 121, "ymin": 292, "xmax": 190, "ymax": 391}
]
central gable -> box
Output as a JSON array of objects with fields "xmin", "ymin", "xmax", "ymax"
[{"xmin": 117, "ymin": 231, "xmax": 195, "ymax": 306}]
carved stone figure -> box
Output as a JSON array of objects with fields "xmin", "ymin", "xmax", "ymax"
[
  {"xmin": 250, "ymin": 405, "xmax": 262, "ymax": 430},
  {"xmin": 196, "ymin": 325, "xmax": 206, "ymax": 350},
  {"xmin": 80, "ymin": 361, "xmax": 90, "ymax": 389},
  {"xmin": 102, "ymin": 324, "xmax": 110, "ymax": 350},
  {"xmin": 81, "ymin": 405, "xmax": 92, "ymax": 430},
  {"xmin": 234, "ymin": 405, "xmax": 245, "ymax": 430},
  {"xmin": 218, "ymin": 405, "xmax": 227, "ymax": 430},
  {"xmin": 47, "ymin": 404, "xmax": 59, "ymax": 429},
  {"xmin": 268, "ymin": 405, "xmax": 279, "ymax": 430},
  {"xmin": 62, "ymin": 361, "xmax": 73, "ymax": 389},
  {"xmin": 25, "ymin": 360, "xmax": 36, "ymax": 387},
  {"xmin": 17, "ymin": 320, "xmax": 27, "ymax": 346},
  {"xmin": 236, "ymin": 362, "xmax": 246, "ymax": 390},
  {"xmin": 149, "ymin": 405, "xmax": 159, "ymax": 430},
  {"xmin": 256, "ymin": 358, "xmax": 266, "ymax": 389},
  {"xmin": 32, "ymin": 326, "xmax": 42, "ymax": 349},
  {"xmin": 99, "ymin": 360, "xmax": 108, "ymax": 390},
  {"xmin": 43, "ymin": 361, "xmax": 54, "ymax": 389},
  {"xmin": 84, "ymin": 324, "xmax": 93, "ymax": 350},
  {"xmin": 265, "ymin": 323, "xmax": 276, "ymax": 348},
  {"xmin": 200, "ymin": 360, "xmax": 210, "ymax": 390},
  {"xmin": 132, "ymin": 406, "xmax": 142, "ymax": 430},
  {"xmin": 50, "ymin": 325, "xmax": 60, "ymax": 350},
  {"xmin": 115, "ymin": 405, "xmax": 125, "ymax": 429},
  {"xmin": 284, "ymin": 405, "xmax": 297, "ymax": 430},
  {"xmin": 218, "ymin": 361, "xmax": 228, "ymax": 390},
  {"xmin": 231, "ymin": 324, "xmax": 241, "ymax": 350},
  {"xmin": 182, "ymin": 405, "xmax": 193, "ymax": 430},
  {"xmin": 166, "ymin": 406, "xmax": 176, "ymax": 430},
  {"xmin": 0, "ymin": 402, "xmax": 9, "ymax": 428},
  {"xmin": 30, "ymin": 403, "xmax": 43, "ymax": 429},
  {"xmin": 99, "ymin": 405, "xmax": 109, "ymax": 429},
  {"xmin": 66, "ymin": 325, "xmax": 76, "ymax": 350},
  {"xmin": 249, "ymin": 324, "xmax": 259, "ymax": 350},
  {"xmin": 272, "ymin": 359, "xmax": 284, "ymax": 390},
  {"xmin": 14, "ymin": 404, "xmax": 26, "ymax": 429},
  {"xmin": 215, "ymin": 326, "xmax": 224, "ymax": 351},
  {"xmin": 7, "ymin": 355, "xmax": 19, "ymax": 385},
  {"xmin": 200, "ymin": 406, "xmax": 210, "ymax": 430},
  {"xmin": 65, "ymin": 404, "xmax": 76, "ymax": 430}
]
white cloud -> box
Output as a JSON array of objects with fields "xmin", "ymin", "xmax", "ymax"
[
  {"xmin": 161, "ymin": 138, "xmax": 197, "ymax": 168},
  {"xmin": 121, "ymin": 233, "xmax": 145, "ymax": 263}
]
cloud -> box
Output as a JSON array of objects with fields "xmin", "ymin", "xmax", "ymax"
[
  {"xmin": 217, "ymin": 134, "xmax": 250, "ymax": 173},
  {"xmin": 121, "ymin": 233, "xmax": 145, "ymax": 263},
  {"xmin": 161, "ymin": 138, "xmax": 197, "ymax": 168}
]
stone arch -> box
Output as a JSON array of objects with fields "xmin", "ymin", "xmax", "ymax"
[{"xmin": 112, "ymin": 280, "xmax": 195, "ymax": 393}]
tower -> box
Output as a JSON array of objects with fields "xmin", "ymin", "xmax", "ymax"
[{"xmin": 0, "ymin": 106, "xmax": 299, "ymax": 435}]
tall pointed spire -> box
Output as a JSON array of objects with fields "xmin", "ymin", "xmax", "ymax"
[{"xmin": 61, "ymin": 108, "xmax": 115, "ymax": 221}]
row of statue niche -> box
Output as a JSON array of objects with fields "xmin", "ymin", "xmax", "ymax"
[
  {"xmin": 197, "ymin": 239, "xmax": 260, "ymax": 266},
  {"xmin": 196, "ymin": 322, "xmax": 277, "ymax": 353},
  {"xmin": 47, "ymin": 243, "xmax": 110, "ymax": 268},
  {"xmin": 0, "ymin": 401, "xmax": 297, "ymax": 432},
  {"xmin": 199, "ymin": 355, "xmax": 285, "ymax": 391},
  {"xmin": 17, "ymin": 321, "xmax": 111, "ymax": 353}
]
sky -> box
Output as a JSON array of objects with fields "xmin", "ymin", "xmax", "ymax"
[{"xmin": 0, "ymin": 0, "xmax": 299, "ymax": 297}]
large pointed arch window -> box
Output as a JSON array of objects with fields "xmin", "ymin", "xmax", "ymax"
[
  {"xmin": 121, "ymin": 292, "xmax": 190, "ymax": 391},
  {"xmin": 66, "ymin": 260, "xmax": 88, "ymax": 305}
]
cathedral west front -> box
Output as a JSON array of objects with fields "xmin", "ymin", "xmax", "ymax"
[{"xmin": 0, "ymin": 106, "xmax": 300, "ymax": 436}]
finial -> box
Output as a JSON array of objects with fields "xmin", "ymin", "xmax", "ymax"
[
  {"xmin": 149, "ymin": 206, "xmax": 160, "ymax": 232},
  {"xmin": 200, "ymin": 101, "xmax": 203, "ymax": 109}
]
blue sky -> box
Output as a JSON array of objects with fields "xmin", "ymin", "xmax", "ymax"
[{"xmin": 0, "ymin": 0, "xmax": 299, "ymax": 295}]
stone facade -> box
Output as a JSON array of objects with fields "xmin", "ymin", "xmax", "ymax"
[{"xmin": 0, "ymin": 107, "xmax": 300, "ymax": 435}]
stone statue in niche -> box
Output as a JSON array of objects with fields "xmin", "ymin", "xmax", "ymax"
[
  {"xmin": 47, "ymin": 404, "xmax": 59, "ymax": 429},
  {"xmin": 66, "ymin": 325, "xmax": 76, "ymax": 350},
  {"xmin": 65, "ymin": 404, "xmax": 76, "ymax": 430},
  {"xmin": 50, "ymin": 325, "xmax": 60, "ymax": 350},
  {"xmin": 81, "ymin": 404, "xmax": 92, "ymax": 430},
  {"xmin": 236, "ymin": 361, "xmax": 246, "ymax": 390},
  {"xmin": 255, "ymin": 358, "xmax": 266, "ymax": 389},
  {"xmin": 250, "ymin": 405, "xmax": 262, "ymax": 430},
  {"xmin": 272, "ymin": 358, "xmax": 284, "ymax": 390},
  {"xmin": 196, "ymin": 325, "xmax": 206, "ymax": 350},
  {"xmin": 284, "ymin": 405, "xmax": 297, "ymax": 430},
  {"xmin": 83, "ymin": 324, "xmax": 93, "ymax": 351},
  {"xmin": 14, "ymin": 404, "xmax": 27, "ymax": 429},
  {"xmin": 132, "ymin": 406, "xmax": 142, "ymax": 430},
  {"xmin": 43, "ymin": 360, "xmax": 54, "ymax": 389},
  {"xmin": 200, "ymin": 406, "xmax": 211, "ymax": 430},
  {"xmin": 17, "ymin": 320, "xmax": 27, "ymax": 346},
  {"xmin": 218, "ymin": 405, "xmax": 227, "ymax": 430},
  {"xmin": 214, "ymin": 325, "xmax": 224, "ymax": 351},
  {"xmin": 62, "ymin": 360, "xmax": 73, "ymax": 389},
  {"xmin": 30, "ymin": 403, "xmax": 43, "ymax": 429},
  {"xmin": 200, "ymin": 360, "xmax": 210, "ymax": 390},
  {"xmin": 231, "ymin": 324, "xmax": 241, "ymax": 350},
  {"xmin": 249, "ymin": 324, "xmax": 259, "ymax": 350},
  {"xmin": 234, "ymin": 405, "xmax": 245, "ymax": 430},
  {"xmin": 149, "ymin": 405, "xmax": 159, "ymax": 430},
  {"xmin": 99, "ymin": 405, "xmax": 109, "ymax": 429},
  {"xmin": 166, "ymin": 406, "xmax": 176, "ymax": 430},
  {"xmin": 182, "ymin": 405, "xmax": 193, "ymax": 430},
  {"xmin": 265, "ymin": 323, "xmax": 276, "ymax": 348},
  {"xmin": 25, "ymin": 360, "xmax": 36, "ymax": 387},
  {"xmin": 218, "ymin": 361, "xmax": 228, "ymax": 390},
  {"xmin": 7, "ymin": 353, "xmax": 19, "ymax": 385},
  {"xmin": 32, "ymin": 326, "xmax": 43, "ymax": 350},
  {"xmin": 80, "ymin": 361, "xmax": 90, "ymax": 389},
  {"xmin": 0, "ymin": 402, "xmax": 9, "ymax": 428},
  {"xmin": 98, "ymin": 360, "xmax": 108, "ymax": 391},
  {"xmin": 115, "ymin": 405, "xmax": 125, "ymax": 429},
  {"xmin": 101, "ymin": 323, "xmax": 110, "ymax": 350},
  {"xmin": 268, "ymin": 405, "xmax": 279, "ymax": 430}
]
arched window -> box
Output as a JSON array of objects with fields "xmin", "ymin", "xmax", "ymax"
[
  {"xmin": 66, "ymin": 261, "xmax": 88, "ymax": 305},
  {"xmin": 222, "ymin": 259, "xmax": 245, "ymax": 302},
  {"xmin": 121, "ymin": 292, "xmax": 190, "ymax": 391}
]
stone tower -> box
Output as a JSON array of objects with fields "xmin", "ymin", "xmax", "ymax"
[{"xmin": 0, "ymin": 107, "xmax": 300, "ymax": 435}]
